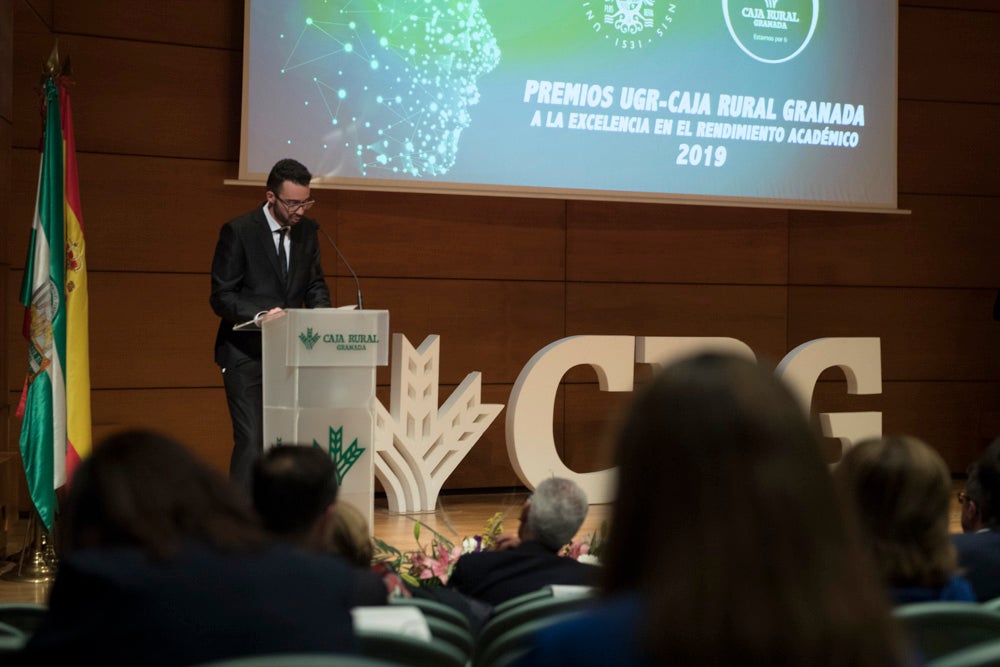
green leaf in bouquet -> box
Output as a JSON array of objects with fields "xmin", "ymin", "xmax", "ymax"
[{"xmin": 413, "ymin": 520, "xmax": 455, "ymax": 551}]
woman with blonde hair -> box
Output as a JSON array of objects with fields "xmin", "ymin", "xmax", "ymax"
[{"xmin": 834, "ymin": 434, "xmax": 975, "ymax": 604}]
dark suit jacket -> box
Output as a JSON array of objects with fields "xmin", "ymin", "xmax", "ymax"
[
  {"xmin": 953, "ymin": 529, "xmax": 1000, "ymax": 601},
  {"xmin": 447, "ymin": 540, "xmax": 599, "ymax": 606},
  {"xmin": 15, "ymin": 543, "xmax": 360, "ymax": 666},
  {"xmin": 210, "ymin": 205, "xmax": 331, "ymax": 368}
]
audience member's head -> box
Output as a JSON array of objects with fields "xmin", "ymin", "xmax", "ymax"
[
  {"xmin": 518, "ymin": 477, "xmax": 589, "ymax": 551},
  {"xmin": 252, "ymin": 445, "xmax": 339, "ymax": 549},
  {"xmin": 962, "ymin": 437, "xmax": 1000, "ymax": 533},
  {"xmin": 835, "ymin": 435, "xmax": 958, "ymax": 590},
  {"xmin": 601, "ymin": 353, "xmax": 901, "ymax": 666},
  {"xmin": 63, "ymin": 429, "xmax": 265, "ymax": 559},
  {"xmin": 329, "ymin": 501, "xmax": 374, "ymax": 568}
]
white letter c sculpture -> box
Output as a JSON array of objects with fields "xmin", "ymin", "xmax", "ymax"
[{"xmin": 505, "ymin": 336, "xmax": 635, "ymax": 504}]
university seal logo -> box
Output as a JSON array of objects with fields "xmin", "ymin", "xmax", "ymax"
[
  {"xmin": 581, "ymin": 0, "xmax": 681, "ymax": 50},
  {"xmin": 723, "ymin": 0, "xmax": 818, "ymax": 64}
]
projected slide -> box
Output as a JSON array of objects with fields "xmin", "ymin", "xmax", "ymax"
[{"xmin": 242, "ymin": 1, "xmax": 897, "ymax": 210}]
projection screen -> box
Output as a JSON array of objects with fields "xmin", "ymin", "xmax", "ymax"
[{"xmin": 238, "ymin": 1, "xmax": 899, "ymax": 212}]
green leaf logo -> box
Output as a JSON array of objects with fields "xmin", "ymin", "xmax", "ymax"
[
  {"xmin": 314, "ymin": 426, "xmax": 366, "ymax": 484},
  {"xmin": 299, "ymin": 327, "xmax": 321, "ymax": 350}
]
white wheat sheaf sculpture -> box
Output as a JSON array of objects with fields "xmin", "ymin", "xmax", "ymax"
[{"xmin": 374, "ymin": 334, "xmax": 504, "ymax": 513}]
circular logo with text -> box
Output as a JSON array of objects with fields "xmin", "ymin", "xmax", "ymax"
[
  {"xmin": 581, "ymin": 1, "xmax": 683, "ymax": 50},
  {"xmin": 723, "ymin": 0, "xmax": 818, "ymax": 63}
]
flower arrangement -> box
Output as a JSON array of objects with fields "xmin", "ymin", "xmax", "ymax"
[
  {"xmin": 373, "ymin": 512, "xmax": 504, "ymax": 587},
  {"xmin": 558, "ymin": 519, "xmax": 608, "ymax": 565},
  {"xmin": 372, "ymin": 514, "xmax": 608, "ymax": 588}
]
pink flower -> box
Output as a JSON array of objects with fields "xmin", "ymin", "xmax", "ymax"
[{"xmin": 418, "ymin": 544, "xmax": 460, "ymax": 585}]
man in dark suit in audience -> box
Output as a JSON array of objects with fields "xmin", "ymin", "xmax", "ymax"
[
  {"xmin": 252, "ymin": 444, "xmax": 389, "ymax": 606},
  {"xmin": 953, "ymin": 437, "xmax": 1000, "ymax": 601},
  {"xmin": 210, "ymin": 159, "xmax": 331, "ymax": 487},
  {"xmin": 448, "ymin": 477, "xmax": 598, "ymax": 606}
]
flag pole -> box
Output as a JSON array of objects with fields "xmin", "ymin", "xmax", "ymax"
[{"xmin": 2, "ymin": 511, "xmax": 57, "ymax": 583}]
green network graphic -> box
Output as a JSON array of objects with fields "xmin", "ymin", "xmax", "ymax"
[{"xmin": 278, "ymin": 1, "xmax": 501, "ymax": 177}]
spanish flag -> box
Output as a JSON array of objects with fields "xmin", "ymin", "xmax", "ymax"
[
  {"xmin": 16, "ymin": 71, "xmax": 92, "ymax": 532},
  {"xmin": 60, "ymin": 77, "xmax": 93, "ymax": 482}
]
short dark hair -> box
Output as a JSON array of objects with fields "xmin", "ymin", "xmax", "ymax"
[
  {"xmin": 252, "ymin": 445, "xmax": 339, "ymax": 539},
  {"xmin": 266, "ymin": 158, "xmax": 312, "ymax": 193},
  {"xmin": 968, "ymin": 437, "xmax": 1000, "ymax": 527}
]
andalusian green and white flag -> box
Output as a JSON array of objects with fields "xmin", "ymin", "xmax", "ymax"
[{"xmin": 17, "ymin": 79, "xmax": 67, "ymax": 531}]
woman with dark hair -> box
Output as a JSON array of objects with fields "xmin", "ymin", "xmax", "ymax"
[
  {"xmin": 16, "ymin": 430, "xmax": 362, "ymax": 666},
  {"xmin": 518, "ymin": 354, "xmax": 905, "ymax": 667},
  {"xmin": 834, "ymin": 434, "xmax": 975, "ymax": 604}
]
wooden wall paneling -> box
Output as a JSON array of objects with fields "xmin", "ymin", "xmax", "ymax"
[
  {"xmin": 12, "ymin": 32, "xmax": 241, "ymax": 160},
  {"xmin": 10, "ymin": 151, "xmax": 261, "ymax": 272},
  {"xmin": 90, "ymin": 388, "xmax": 232, "ymax": 472},
  {"xmin": 0, "ymin": 122, "xmax": 10, "ymax": 265},
  {"xmin": 4, "ymin": 392, "xmax": 29, "ymax": 512},
  {"xmin": 898, "ymin": 100, "xmax": 1000, "ymax": 196},
  {"xmin": 85, "ymin": 273, "xmax": 223, "ymax": 390},
  {"xmin": 0, "ymin": 399, "xmax": 19, "ymax": 526},
  {"xmin": 788, "ymin": 286, "xmax": 1000, "ymax": 382},
  {"xmin": 342, "ymin": 277, "xmax": 566, "ymax": 387},
  {"xmin": 788, "ymin": 195, "xmax": 1000, "ymax": 288},
  {"xmin": 13, "ymin": 0, "xmax": 49, "ymax": 33},
  {"xmin": 899, "ymin": 7, "xmax": 1000, "ymax": 104},
  {"xmin": 54, "ymin": 0, "xmax": 243, "ymax": 50},
  {"xmin": 6, "ymin": 271, "xmax": 222, "ymax": 392},
  {"xmin": 0, "ymin": 399, "xmax": 8, "ymax": 457},
  {"xmin": 566, "ymin": 201, "xmax": 789, "ymax": 285},
  {"xmin": 334, "ymin": 190, "xmax": 567, "ymax": 281},
  {"xmin": 0, "ymin": 268, "xmax": 7, "ymax": 454},
  {"xmin": 0, "ymin": 0, "xmax": 12, "ymax": 122},
  {"xmin": 812, "ymin": 379, "xmax": 1000, "ymax": 473},
  {"xmin": 1, "ymin": 0, "xmax": 9, "ymax": 467},
  {"xmin": 565, "ymin": 283, "xmax": 789, "ymax": 381}
]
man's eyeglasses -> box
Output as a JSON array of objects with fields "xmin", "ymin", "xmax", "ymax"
[
  {"xmin": 957, "ymin": 491, "xmax": 970, "ymax": 506},
  {"xmin": 273, "ymin": 194, "xmax": 315, "ymax": 212}
]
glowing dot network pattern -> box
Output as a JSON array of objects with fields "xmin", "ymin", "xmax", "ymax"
[{"xmin": 278, "ymin": 1, "xmax": 501, "ymax": 178}]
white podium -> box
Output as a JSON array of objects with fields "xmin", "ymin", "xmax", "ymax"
[{"xmin": 261, "ymin": 308, "xmax": 389, "ymax": 532}]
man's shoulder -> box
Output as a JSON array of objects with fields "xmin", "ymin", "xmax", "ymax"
[
  {"xmin": 457, "ymin": 542, "xmax": 565, "ymax": 569},
  {"xmin": 954, "ymin": 529, "xmax": 1000, "ymax": 551},
  {"xmin": 455, "ymin": 548, "xmax": 509, "ymax": 568},
  {"xmin": 224, "ymin": 207, "xmax": 267, "ymax": 230}
]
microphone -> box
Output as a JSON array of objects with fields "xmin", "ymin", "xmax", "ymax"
[{"xmin": 318, "ymin": 223, "xmax": 364, "ymax": 310}]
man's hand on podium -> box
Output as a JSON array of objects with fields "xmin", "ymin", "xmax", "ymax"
[{"xmin": 253, "ymin": 307, "xmax": 285, "ymax": 324}]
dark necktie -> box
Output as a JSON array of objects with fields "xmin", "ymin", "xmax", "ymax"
[{"xmin": 276, "ymin": 227, "xmax": 288, "ymax": 282}]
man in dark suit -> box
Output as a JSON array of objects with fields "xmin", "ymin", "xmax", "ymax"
[
  {"xmin": 252, "ymin": 444, "xmax": 390, "ymax": 606},
  {"xmin": 448, "ymin": 477, "xmax": 599, "ymax": 606},
  {"xmin": 954, "ymin": 437, "xmax": 1000, "ymax": 601},
  {"xmin": 210, "ymin": 159, "xmax": 331, "ymax": 486}
]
